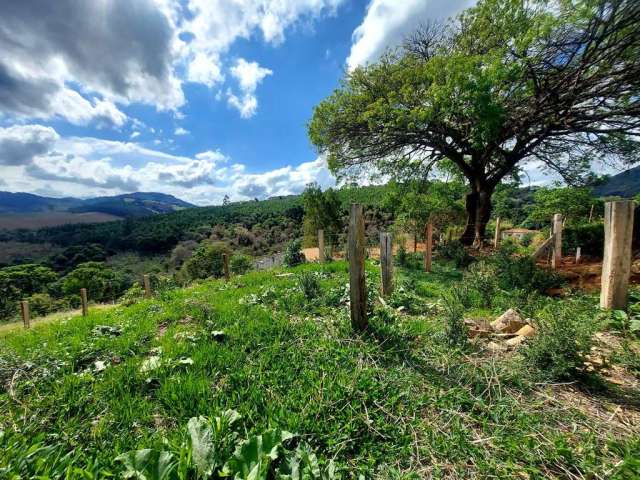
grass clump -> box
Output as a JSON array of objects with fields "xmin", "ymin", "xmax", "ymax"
[{"xmin": 283, "ymin": 239, "xmax": 305, "ymax": 267}]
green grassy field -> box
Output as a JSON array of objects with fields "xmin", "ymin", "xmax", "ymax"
[{"xmin": 1, "ymin": 259, "xmax": 639, "ymax": 479}]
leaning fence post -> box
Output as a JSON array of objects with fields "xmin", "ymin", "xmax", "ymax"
[
  {"xmin": 80, "ymin": 288, "xmax": 88, "ymax": 317},
  {"xmin": 424, "ymin": 223, "xmax": 433, "ymax": 272},
  {"xmin": 318, "ymin": 229, "xmax": 325, "ymax": 263},
  {"xmin": 222, "ymin": 253, "xmax": 230, "ymax": 281},
  {"xmin": 552, "ymin": 213, "xmax": 563, "ymax": 269},
  {"xmin": 380, "ymin": 232, "xmax": 394, "ymax": 297},
  {"xmin": 600, "ymin": 200, "xmax": 635, "ymax": 310},
  {"xmin": 143, "ymin": 274, "xmax": 152, "ymax": 298},
  {"xmin": 494, "ymin": 217, "xmax": 501, "ymax": 249},
  {"xmin": 20, "ymin": 300, "xmax": 30, "ymax": 329},
  {"xmin": 348, "ymin": 204, "xmax": 367, "ymax": 330}
]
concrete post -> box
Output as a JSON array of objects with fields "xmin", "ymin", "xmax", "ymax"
[{"xmin": 600, "ymin": 200, "xmax": 635, "ymax": 310}]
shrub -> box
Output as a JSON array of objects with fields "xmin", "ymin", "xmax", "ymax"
[
  {"xmin": 230, "ymin": 254, "xmax": 253, "ymax": 275},
  {"xmin": 395, "ymin": 244, "xmax": 409, "ymax": 267},
  {"xmin": 523, "ymin": 300, "xmax": 597, "ymax": 381},
  {"xmin": 61, "ymin": 262, "xmax": 127, "ymax": 303},
  {"xmin": 437, "ymin": 241, "xmax": 474, "ymax": 269},
  {"xmin": 283, "ymin": 239, "xmax": 305, "ymax": 267},
  {"xmin": 563, "ymin": 222, "xmax": 604, "ymax": 256},
  {"xmin": 463, "ymin": 261, "xmax": 499, "ymax": 307},
  {"xmin": 441, "ymin": 287, "xmax": 469, "ymax": 347},
  {"xmin": 26, "ymin": 293, "xmax": 61, "ymax": 317},
  {"xmin": 120, "ymin": 282, "xmax": 145, "ymax": 306},
  {"xmin": 491, "ymin": 251, "xmax": 562, "ymax": 294},
  {"xmin": 180, "ymin": 242, "xmax": 230, "ymax": 282},
  {"xmin": 298, "ymin": 272, "xmax": 321, "ymax": 301}
]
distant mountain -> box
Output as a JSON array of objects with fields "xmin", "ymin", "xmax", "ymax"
[
  {"xmin": 0, "ymin": 191, "xmax": 195, "ymax": 218},
  {"xmin": 593, "ymin": 166, "xmax": 640, "ymax": 198}
]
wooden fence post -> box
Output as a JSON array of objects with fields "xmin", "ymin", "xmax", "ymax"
[
  {"xmin": 80, "ymin": 288, "xmax": 88, "ymax": 317},
  {"xmin": 551, "ymin": 213, "xmax": 563, "ymax": 269},
  {"xmin": 222, "ymin": 253, "xmax": 230, "ymax": 281},
  {"xmin": 588, "ymin": 204, "xmax": 594, "ymax": 223},
  {"xmin": 424, "ymin": 223, "xmax": 433, "ymax": 272},
  {"xmin": 600, "ymin": 200, "xmax": 635, "ymax": 310},
  {"xmin": 143, "ymin": 274, "xmax": 152, "ymax": 298},
  {"xmin": 575, "ymin": 247, "xmax": 582, "ymax": 265},
  {"xmin": 380, "ymin": 232, "xmax": 394, "ymax": 297},
  {"xmin": 348, "ymin": 204, "xmax": 367, "ymax": 330},
  {"xmin": 20, "ymin": 301, "xmax": 30, "ymax": 329},
  {"xmin": 318, "ymin": 229, "xmax": 325, "ymax": 263},
  {"xmin": 494, "ymin": 217, "xmax": 501, "ymax": 249}
]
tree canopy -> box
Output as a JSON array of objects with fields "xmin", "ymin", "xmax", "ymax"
[{"xmin": 309, "ymin": 0, "xmax": 640, "ymax": 245}]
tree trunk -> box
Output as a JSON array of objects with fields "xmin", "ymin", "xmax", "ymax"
[{"xmin": 460, "ymin": 187, "xmax": 493, "ymax": 247}]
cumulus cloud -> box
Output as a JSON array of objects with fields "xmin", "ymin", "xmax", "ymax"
[
  {"xmin": 226, "ymin": 58, "xmax": 273, "ymax": 118},
  {"xmin": 174, "ymin": 127, "xmax": 189, "ymax": 136},
  {"xmin": 347, "ymin": 0, "xmax": 475, "ymax": 70},
  {"xmin": 0, "ymin": 125, "xmax": 59, "ymax": 166},
  {"xmin": 5, "ymin": 125, "xmax": 334, "ymax": 204},
  {"xmin": 0, "ymin": 0, "xmax": 183, "ymax": 124}
]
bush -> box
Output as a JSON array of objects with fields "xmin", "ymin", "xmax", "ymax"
[
  {"xmin": 298, "ymin": 272, "xmax": 321, "ymax": 301},
  {"xmin": 491, "ymin": 251, "xmax": 562, "ymax": 294},
  {"xmin": 563, "ymin": 222, "xmax": 604, "ymax": 256},
  {"xmin": 230, "ymin": 254, "xmax": 254, "ymax": 275},
  {"xmin": 180, "ymin": 242, "xmax": 230, "ymax": 282},
  {"xmin": 437, "ymin": 241, "xmax": 474, "ymax": 269},
  {"xmin": 523, "ymin": 300, "xmax": 597, "ymax": 381},
  {"xmin": 26, "ymin": 293, "xmax": 65, "ymax": 317},
  {"xmin": 441, "ymin": 287, "xmax": 469, "ymax": 347},
  {"xmin": 463, "ymin": 261, "xmax": 499, "ymax": 307},
  {"xmin": 395, "ymin": 244, "xmax": 409, "ymax": 267},
  {"xmin": 283, "ymin": 239, "xmax": 305, "ymax": 267}
]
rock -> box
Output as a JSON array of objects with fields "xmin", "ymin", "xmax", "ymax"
[
  {"xmin": 515, "ymin": 324, "xmax": 535, "ymax": 337},
  {"xmin": 505, "ymin": 335, "xmax": 527, "ymax": 348},
  {"xmin": 487, "ymin": 341, "xmax": 507, "ymax": 352},
  {"xmin": 490, "ymin": 309, "xmax": 527, "ymax": 334}
]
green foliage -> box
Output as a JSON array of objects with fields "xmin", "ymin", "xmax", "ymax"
[
  {"xmin": 61, "ymin": 261, "xmax": 126, "ymax": 303},
  {"xmin": 180, "ymin": 242, "xmax": 230, "ymax": 282},
  {"xmin": 0, "ymin": 263, "xmax": 58, "ymax": 321},
  {"xmin": 524, "ymin": 299, "xmax": 598, "ymax": 381},
  {"xmin": 230, "ymin": 254, "xmax": 254, "ymax": 275},
  {"xmin": 491, "ymin": 251, "xmax": 562, "ymax": 294},
  {"xmin": 395, "ymin": 243, "xmax": 409, "ymax": 267},
  {"xmin": 50, "ymin": 243, "xmax": 108, "ymax": 273},
  {"xmin": 302, "ymin": 183, "xmax": 343, "ymax": 248},
  {"xmin": 437, "ymin": 241, "xmax": 474, "ymax": 269},
  {"xmin": 297, "ymin": 272, "xmax": 322, "ymax": 301},
  {"xmin": 116, "ymin": 449, "xmax": 177, "ymax": 480},
  {"xmin": 526, "ymin": 187, "xmax": 599, "ymax": 226},
  {"xmin": 283, "ymin": 239, "xmax": 305, "ymax": 267},
  {"xmin": 440, "ymin": 288, "xmax": 469, "ymax": 347},
  {"xmin": 563, "ymin": 222, "xmax": 604, "ymax": 256}
]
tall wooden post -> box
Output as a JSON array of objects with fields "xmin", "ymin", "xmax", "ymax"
[
  {"xmin": 143, "ymin": 274, "xmax": 152, "ymax": 298},
  {"xmin": 20, "ymin": 301, "xmax": 30, "ymax": 329},
  {"xmin": 494, "ymin": 217, "xmax": 501, "ymax": 249},
  {"xmin": 551, "ymin": 214, "xmax": 563, "ymax": 269},
  {"xmin": 348, "ymin": 204, "xmax": 367, "ymax": 330},
  {"xmin": 80, "ymin": 288, "xmax": 88, "ymax": 317},
  {"xmin": 222, "ymin": 253, "xmax": 230, "ymax": 281},
  {"xmin": 318, "ymin": 229, "xmax": 325, "ymax": 263},
  {"xmin": 424, "ymin": 223, "xmax": 433, "ymax": 272},
  {"xmin": 600, "ymin": 200, "xmax": 635, "ymax": 310},
  {"xmin": 380, "ymin": 232, "xmax": 394, "ymax": 297},
  {"xmin": 575, "ymin": 247, "xmax": 582, "ymax": 265}
]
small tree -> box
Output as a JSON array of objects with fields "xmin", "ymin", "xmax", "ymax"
[
  {"xmin": 61, "ymin": 262, "xmax": 125, "ymax": 303},
  {"xmin": 179, "ymin": 242, "xmax": 230, "ymax": 282},
  {"xmin": 526, "ymin": 187, "xmax": 600, "ymax": 226},
  {"xmin": 302, "ymin": 183, "xmax": 342, "ymax": 248}
]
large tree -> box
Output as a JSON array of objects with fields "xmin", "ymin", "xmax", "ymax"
[{"xmin": 309, "ymin": 0, "xmax": 640, "ymax": 245}]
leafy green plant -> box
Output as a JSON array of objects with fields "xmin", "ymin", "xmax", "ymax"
[
  {"xmin": 298, "ymin": 272, "xmax": 322, "ymax": 301},
  {"xmin": 441, "ymin": 287, "xmax": 469, "ymax": 347},
  {"xmin": 491, "ymin": 251, "xmax": 562, "ymax": 294},
  {"xmin": 283, "ymin": 239, "xmax": 305, "ymax": 267},
  {"xmin": 523, "ymin": 299, "xmax": 598, "ymax": 381},
  {"xmin": 230, "ymin": 254, "xmax": 254, "ymax": 275},
  {"xmin": 463, "ymin": 261, "xmax": 498, "ymax": 308},
  {"xmin": 437, "ymin": 241, "xmax": 474, "ymax": 269}
]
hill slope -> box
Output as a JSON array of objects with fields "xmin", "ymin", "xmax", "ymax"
[
  {"xmin": 0, "ymin": 191, "xmax": 195, "ymax": 218},
  {"xmin": 593, "ymin": 165, "xmax": 640, "ymax": 198}
]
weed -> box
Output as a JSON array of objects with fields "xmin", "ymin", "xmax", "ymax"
[
  {"xmin": 283, "ymin": 239, "xmax": 305, "ymax": 267},
  {"xmin": 437, "ymin": 241, "xmax": 474, "ymax": 269},
  {"xmin": 441, "ymin": 287, "xmax": 469, "ymax": 347},
  {"xmin": 298, "ymin": 271, "xmax": 322, "ymax": 301}
]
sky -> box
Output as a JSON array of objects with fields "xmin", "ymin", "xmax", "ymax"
[{"xmin": 0, "ymin": 0, "xmax": 488, "ymax": 206}]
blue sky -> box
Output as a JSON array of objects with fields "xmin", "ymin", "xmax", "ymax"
[{"xmin": 0, "ymin": 0, "xmax": 475, "ymax": 205}]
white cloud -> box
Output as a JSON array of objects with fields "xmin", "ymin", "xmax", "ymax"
[
  {"xmin": 3, "ymin": 125, "xmax": 334, "ymax": 204},
  {"xmin": 174, "ymin": 127, "xmax": 190, "ymax": 136},
  {"xmin": 130, "ymin": 131, "xmax": 141, "ymax": 139},
  {"xmin": 347, "ymin": 0, "xmax": 475, "ymax": 70},
  {"xmin": 226, "ymin": 58, "xmax": 273, "ymax": 118}
]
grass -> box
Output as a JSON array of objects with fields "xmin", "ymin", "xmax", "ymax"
[{"xmin": 1, "ymin": 259, "xmax": 639, "ymax": 478}]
